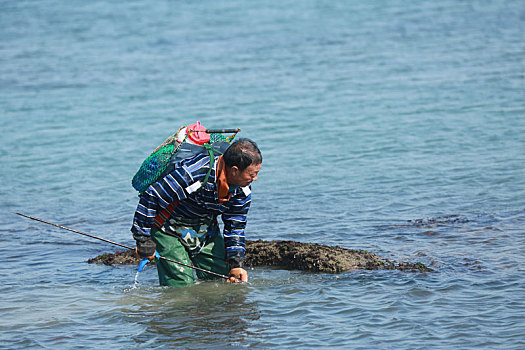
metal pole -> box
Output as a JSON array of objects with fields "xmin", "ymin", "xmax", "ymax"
[{"xmin": 204, "ymin": 128, "xmax": 241, "ymax": 134}]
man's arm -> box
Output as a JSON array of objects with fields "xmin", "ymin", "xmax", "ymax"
[
  {"xmin": 222, "ymin": 187, "xmax": 252, "ymax": 269},
  {"xmin": 131, "ymin": 169, "xmax": 190, "ymax": 242}
]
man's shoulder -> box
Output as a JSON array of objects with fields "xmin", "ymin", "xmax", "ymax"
[
  {"xmin": 176, "ymin": 152, "xmax": 218, "ymax": 193},
  {"xmin": 180, "ymin": 152, "xmax": 213, "ymax": 172}
]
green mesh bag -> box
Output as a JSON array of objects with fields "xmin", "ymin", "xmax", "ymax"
[
  {"xmin": 131, "ymin": 127, "xmax": 238, "ymax": 194},
  {"xmin": 131, "ymin": 135, "xmax": 181, "ymax": 194},
  {"xmin": 209, "ymin": 133, "xmax": 227, "ymax": 143}
]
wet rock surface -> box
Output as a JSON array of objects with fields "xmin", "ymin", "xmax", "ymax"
[
  {"xmin": 244, "ymin": 240, "xmax": 432, "ymax": 273},
  {"xmin": 88, "ymin": 239, "xmax": 433, "ymax": 273}
]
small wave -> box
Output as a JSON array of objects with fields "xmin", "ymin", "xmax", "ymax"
[{"xmin": 408, "ymin": 214, "xmax": 470, "ymax": 227}]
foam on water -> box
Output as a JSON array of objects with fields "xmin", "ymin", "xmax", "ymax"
[{"xmin": 133, "ymin": 271, "xmax": 140, "ymax": 289}]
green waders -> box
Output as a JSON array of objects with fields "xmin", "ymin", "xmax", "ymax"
[{"xmin": 150, "ymin": 227, "xmax": 230, "ymax": 287}]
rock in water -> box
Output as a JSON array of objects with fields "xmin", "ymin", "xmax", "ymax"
[
  {"xmin": 244, "ymin": 240, "xmax": 432, "ymax": 273},
  {"xmin": 88, "ymin": 239, "xmax": 433, "ymax": 273}
]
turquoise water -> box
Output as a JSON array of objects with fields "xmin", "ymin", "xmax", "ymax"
[{"xmin": 1, "ymin": 0, "xmax": 524, "ymax": 348}]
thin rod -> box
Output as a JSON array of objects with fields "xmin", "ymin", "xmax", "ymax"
[
  {"xmin": 15, "ymin": 212, "xmax": 133, "ymax": 250},
  {"xmin": 15, "ymin": 212, "xmax": 229, "ymax": 280}
]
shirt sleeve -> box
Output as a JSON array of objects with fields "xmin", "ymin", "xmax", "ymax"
[
  {"xmin": 131, "ymin": 168, "xmax": 190, "ymax": 242},
  {"xmin": 222, "ymin": 187, "xmax": 252, "ymax": 268}
]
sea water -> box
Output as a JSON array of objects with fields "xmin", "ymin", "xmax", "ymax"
[{"xmin": 1, "ymin": 0, "xmax": 524, "ymax": 348}]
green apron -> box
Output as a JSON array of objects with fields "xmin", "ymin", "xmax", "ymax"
[{"xmin": 151, "ymin": 216, "xmax": 230, "ymax": 287}]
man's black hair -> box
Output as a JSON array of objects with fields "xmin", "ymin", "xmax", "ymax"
[{"xmin": 223, "ymin": 138, "xmax": 262, "ymax": 172}]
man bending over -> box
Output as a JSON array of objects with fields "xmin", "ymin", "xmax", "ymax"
[{"xmin": 131, "ymin": 138, "xmax": 262, "ymax": 286}]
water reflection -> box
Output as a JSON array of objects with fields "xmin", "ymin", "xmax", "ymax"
[{"xmin": 121, "ymin": 282, "xmax": 260, "ymax": 347}]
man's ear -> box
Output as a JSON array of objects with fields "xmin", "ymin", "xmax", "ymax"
[{"xmin": 230, "ymin": 166, "xmax": 240, "ymax": 176}]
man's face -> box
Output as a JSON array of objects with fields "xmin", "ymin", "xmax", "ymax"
[{"xmin": 227, "ymin": 163, "xmax": 262, "ymax": 187}]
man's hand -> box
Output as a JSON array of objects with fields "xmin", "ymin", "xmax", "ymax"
[{"xmin": 227, "ymin": 267, "xmax": 248, "ymax": 283}]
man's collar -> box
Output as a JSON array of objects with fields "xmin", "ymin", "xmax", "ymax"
[{"xmin": 216, "ymin": 156, "xmax": 231, "ymax": 202}]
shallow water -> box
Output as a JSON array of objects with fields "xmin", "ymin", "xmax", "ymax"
[{"xmin": 1, "ymin": 0, "xmax": 524, "ymax": 348}]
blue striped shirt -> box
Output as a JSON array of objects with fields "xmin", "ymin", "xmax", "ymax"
[{"xmin": 131, "ymin": 152, "xmax": 251, "ymax": 267}]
